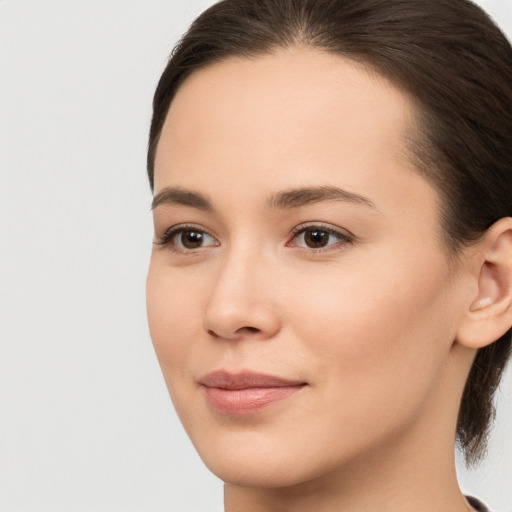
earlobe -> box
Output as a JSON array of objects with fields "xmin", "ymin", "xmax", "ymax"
[{"xmin": 456, "ymin": 217, "xmax": 512, "ymax": 349}]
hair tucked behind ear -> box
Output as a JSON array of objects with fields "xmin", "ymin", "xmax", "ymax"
[{"xmin": 147, "ymin": 0, "xmax": 512, "ymax": 465}]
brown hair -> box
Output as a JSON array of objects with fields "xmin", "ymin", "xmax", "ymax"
[{"xmin": 147, "ymin": 0, "xmax": 512, "ymax": 465}]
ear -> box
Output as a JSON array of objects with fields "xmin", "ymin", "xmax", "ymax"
[{"xmin": 456, "ymin": 217, "xmax": 512, "ymax": 349}]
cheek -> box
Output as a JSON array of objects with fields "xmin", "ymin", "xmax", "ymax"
[
  {"xmin": 285, "ymin": 250, "xmax": 456, "ymax": 426},
  {"xmin": 146, "ymin": 262, "xmax": 200, "ymax": 380}
]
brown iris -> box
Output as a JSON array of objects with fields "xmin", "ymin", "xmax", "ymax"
[
  {"xmin": 303, "ymin": 228, "xmax": 331, "ymax": 248},
  {"xmin": 180, "ymin": 230, "xmax": 205, "ymax": 249}
]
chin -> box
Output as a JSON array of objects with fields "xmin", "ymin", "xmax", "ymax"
[
  {"xmin": 186, "ymin": 423, "xmax": 354, "ymax": 490},
  {"xmin": 203, "ymin": 453, "xmax": 316, "ymax": 489}
]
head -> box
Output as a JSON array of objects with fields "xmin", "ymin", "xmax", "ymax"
[{"xmin": 146, "ymin": 0, "xmax": 512, "ymax": 480}]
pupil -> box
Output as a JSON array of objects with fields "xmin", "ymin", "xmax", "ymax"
[
  {"xmin": 305, "ymin": 229, "xmax": 329, "ymax": 248},
  {"xmin": 181, "ymin": 230, "xmax": 203, "ymax": 249}
]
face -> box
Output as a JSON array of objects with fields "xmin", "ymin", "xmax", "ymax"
[{"xmin": 147, "ymin": 49, "xmax": 469, "ymax": 488}]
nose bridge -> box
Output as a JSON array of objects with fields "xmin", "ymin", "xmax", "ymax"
[{"xmin": 203, "ymin": 240, "xmax": 279, "ymax": 339}]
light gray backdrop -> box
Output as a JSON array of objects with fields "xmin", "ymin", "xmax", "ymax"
[{"xmin": 1, "ymin": 1, "xmax": 511, "ymax": 511}]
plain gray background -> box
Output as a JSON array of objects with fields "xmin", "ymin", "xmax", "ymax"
[{"xmin": 1, "ymin": 1, "xmax": 511, "ymax": 511}]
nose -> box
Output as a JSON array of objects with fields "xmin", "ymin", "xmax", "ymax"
[{"xmin": 203, "ymin": 251, "xmax": 281, "ymax": 341}]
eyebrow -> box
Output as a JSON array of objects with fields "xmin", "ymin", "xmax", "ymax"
[
  {"xmin": 151, "ymin": 185, "xmax": 377, "ymax": 212},
  {"xmin": 151, "ymin": 187, "xmax": 213, "ymax": 211},
  {"xmin": 266, "ymin": 185, "xmax": 377, "ymax": 210}
]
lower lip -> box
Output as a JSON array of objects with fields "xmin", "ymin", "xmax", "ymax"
[{"xmin": 203, "ymin": 385, "xmax": 305, "ymax": 415}]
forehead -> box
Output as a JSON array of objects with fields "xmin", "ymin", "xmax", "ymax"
[
  {"xmin": 155, "ymin": 47, "xmax": 417, "ymax": 183},
  {"xmin": 154, "ymin": 48, "xmax": 433, "ymax": 217}
]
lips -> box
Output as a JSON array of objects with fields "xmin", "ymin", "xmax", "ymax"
[{"xmin": 199, "ymin": 370, "xmax": 307, "ymax": 415}]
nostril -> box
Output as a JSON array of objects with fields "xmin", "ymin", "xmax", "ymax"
[
  {"xmin": 239, "ymin": 326, "xmax": 260, "ymax": 334},
  {"xmin": 207, "ymin": 326, "xmax": 261, "ymax": 338}
]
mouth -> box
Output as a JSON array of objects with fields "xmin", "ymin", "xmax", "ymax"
[{"xmin": 199, "ymin": 370, "xmax": 307, "ymax": 415}]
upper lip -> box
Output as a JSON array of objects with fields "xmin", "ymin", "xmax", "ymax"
[{"xmin": 199, "ymin": 370, "xmax": 306, "ymax": 390}]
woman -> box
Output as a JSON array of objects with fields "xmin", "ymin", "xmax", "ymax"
[{"xmin": 145, "ymin": 1, "xmax": 512, "ymax": 511}]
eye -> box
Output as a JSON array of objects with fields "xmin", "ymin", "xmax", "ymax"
[
  {"xmin": 289, "ymin": 224, "xmax": 353, "ymax": 250},
  {"xmin": 155, "ymin": 225, "xmax": 219, "ymax": 252}
]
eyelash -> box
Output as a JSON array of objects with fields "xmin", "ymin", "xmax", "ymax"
[
  {"xmin": 154, "ymin": 222, "xmax": 354, "ymax": 253},
  {"xmin": 154, "ymin": 223, "xmax": 218, "ymax": 253}
]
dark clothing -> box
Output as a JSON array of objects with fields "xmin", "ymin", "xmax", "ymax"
[{"xmin": 467, "ymin": 495, "xmax": 491, "ymax": 512}]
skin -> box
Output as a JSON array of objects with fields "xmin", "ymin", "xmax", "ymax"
[{"xmin": 147, "ymin": 48, "xmax": 511, "ymax": 512}]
